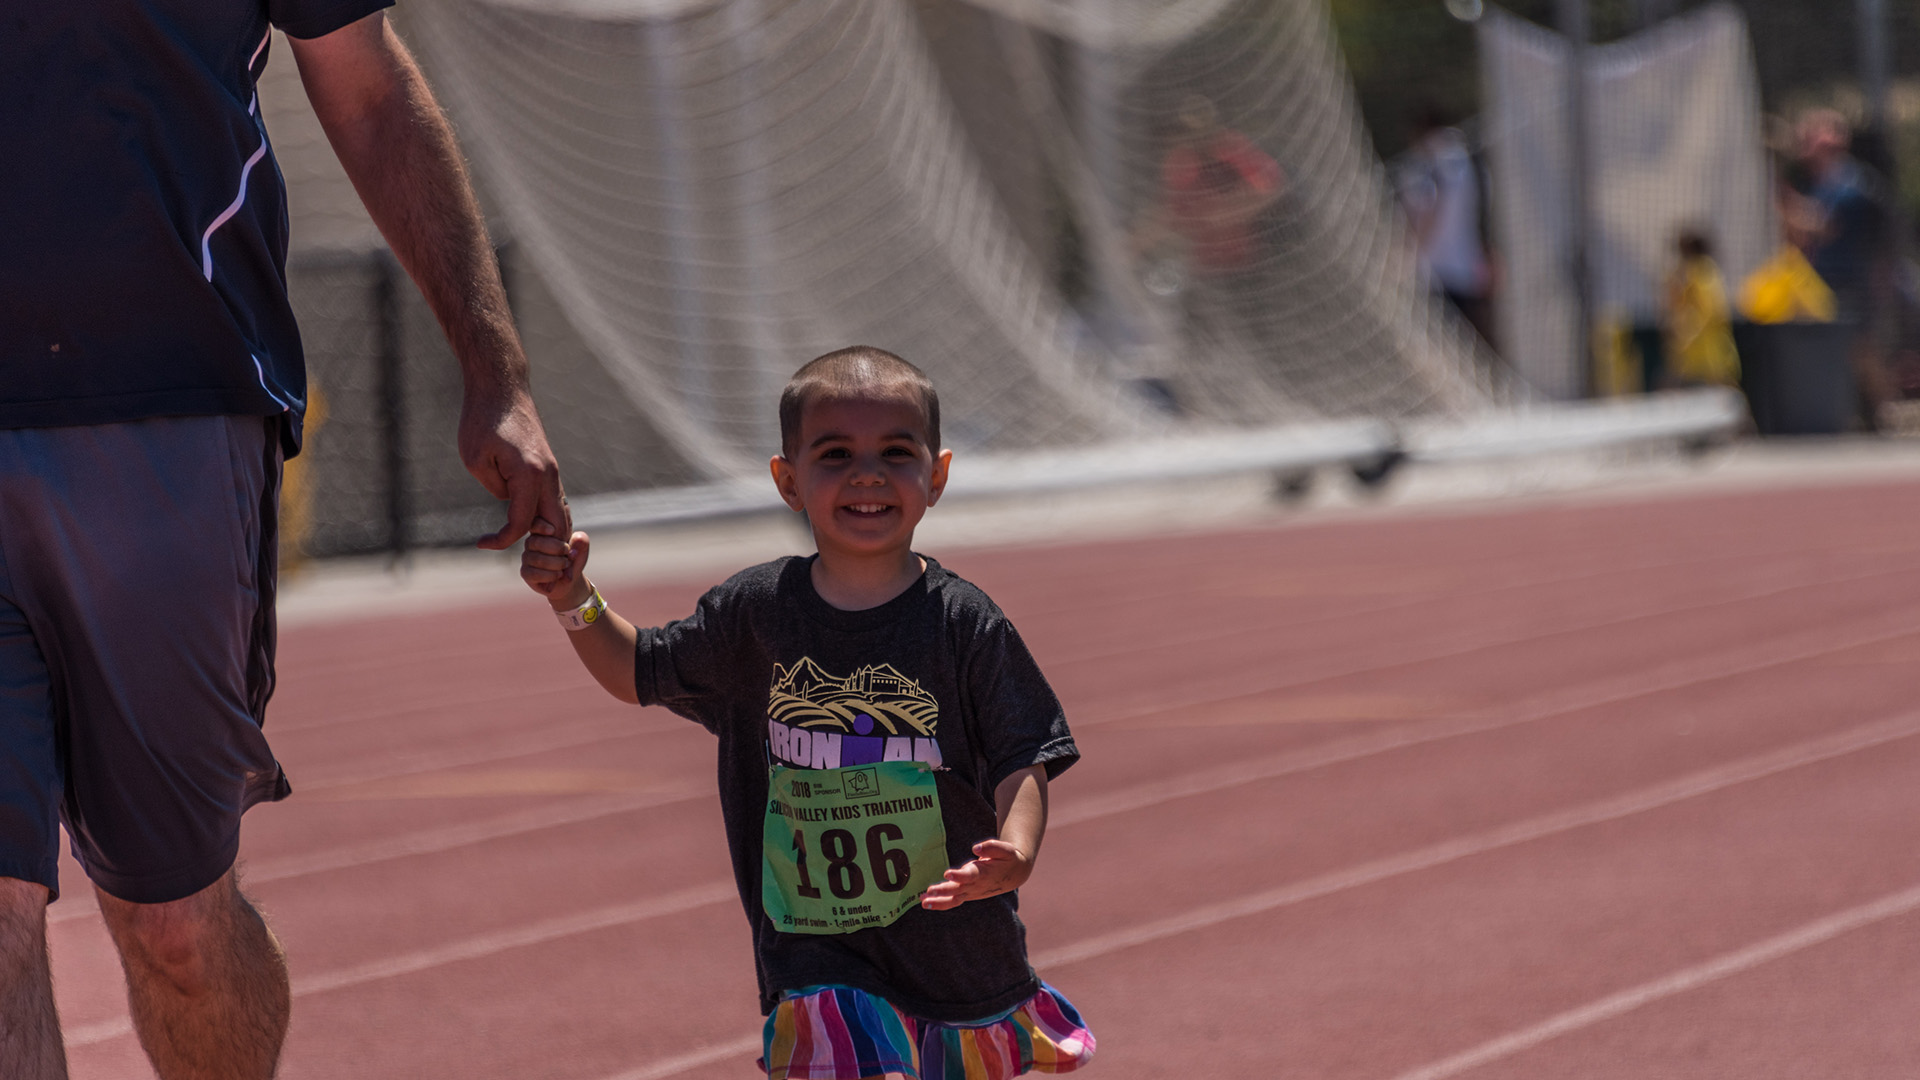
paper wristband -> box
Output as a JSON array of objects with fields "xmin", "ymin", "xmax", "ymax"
[{"xmin": 555, "ymin": 588, "xmax": 607, "ymax": 632}]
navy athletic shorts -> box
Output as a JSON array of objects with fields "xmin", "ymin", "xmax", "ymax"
[{"xmin": 0, "ymin": 415, "xmax": 292, "ymax": 904}]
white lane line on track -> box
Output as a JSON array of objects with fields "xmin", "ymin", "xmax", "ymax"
[
  {"xmin": 1042, "ymin": 545, "xmax": 1913, "ymax": 671},
  {"xmin": 50, "ymin": 602, "xmax": 1920, "ymax": 930},
  {"xmin": 63, "ymin": 881, "xmax": 740, "ymax": 1049},
  {"xmin": 1039, "ymin": 553, "xmax": 1719, "ymax": 669},
  {"xmin": 49, "ymin": 787, "xmax": 711, "ymax": 926},
  {"xmin": 597, "ymin": 704, "xmax": 1920, "ymax": 1080},
  {"xmin": 1074, "ymin": 561, "xmax": 1920, "ymax": 729},
  {"xmin": 590, "ymin": 1035, "xmax": 765, "ymax": 1080},
  {"xmin": 239, "ymin": 789, "xmax": 707, "ymax": 881},
  {"xmin": 288, "ymin": 722, "xmax": 643, "ymax": 793},
  {"xmin": 1054, "ymin": 601, "xmax": 1920, "ymax": 825},
  {"xmin": 269, "ymin": 678, "xmax": 606, "ymax": 736},
  {"xmin": 232, "ymin": 559, "xmax": 1920, "ymax": 836},
  {"xmin": 278, "ymin": 553, "xmax": 1914, "ymax": 737},
  {"xmin": 1030, "ymin": 708, "xmax": 1920, "ymax": 969},
  {"xmin": 272, "ymin": 540, "xmax": 1655, "ymax": 682},
  {"xmin": 1383, "ymin": 881, "xmax": 1920, "ymax": 1080},
  {"xmin": 591, "ymin": 707, "xmax": 1920, "ymax": 1076},
  {"xmin": 293, "ymin": 531, "xmax": 1910, "ymax": 687},
  {"xmin": 115, "ymin": 709, "xmax": 1904, "ymax": 1073}
]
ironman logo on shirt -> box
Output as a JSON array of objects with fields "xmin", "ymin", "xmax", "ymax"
[{"xmin": 765, "ymin": 657, "xmax": 944, "ymax": 770}]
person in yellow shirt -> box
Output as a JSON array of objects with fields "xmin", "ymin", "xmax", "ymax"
[
  {"xmin": 1737, "ymin": 245, "xmax": 1837, "ymax": 325},
  {"xmin": 1664, "ymin": 230, "xmax": 1742, "ymax": 387}
]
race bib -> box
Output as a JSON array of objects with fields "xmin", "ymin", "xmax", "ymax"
[{"xmin": 762, "ymin": 760, "xmax": 948, "ymax": 935}]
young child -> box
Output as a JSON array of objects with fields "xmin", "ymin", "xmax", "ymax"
[
  {"xmin": 520, "ymin": 346, "xmax": 1095, "ymax": 1080},
  {"xmin": 1663, "ymin": 229, "xmax": 1740, "ymax": 388}
]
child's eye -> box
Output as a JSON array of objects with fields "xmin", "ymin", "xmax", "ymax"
[
  {"xmin": 884, "ymin": 446, "xmax": 914, "ymax": 458},
  {"xmin": 819, "ymin": 447, "xmax": 851, "ymax": 460}
]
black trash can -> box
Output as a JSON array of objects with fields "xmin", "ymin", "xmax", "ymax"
[{"xmin": 1733, "ymin": 321, "xmax": 1858, "ymax": 435}]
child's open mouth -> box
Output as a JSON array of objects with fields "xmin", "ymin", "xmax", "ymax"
[{"xmin": 841, "ymin": 503, "xmax": 894, "ymax": 518}]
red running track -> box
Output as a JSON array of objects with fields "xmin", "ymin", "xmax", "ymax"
[{"xmin": 49, "ymin": 481, "xmax": 1920, "ymax": 1078}]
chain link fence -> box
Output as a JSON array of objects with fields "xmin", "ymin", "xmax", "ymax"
[{"xmin": 286, "ymin": 243, "xmax": 699, "ymax": 558}]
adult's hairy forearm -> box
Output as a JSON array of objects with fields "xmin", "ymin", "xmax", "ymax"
[
  {"xmin": 351, "ymin": 77, "xmax": 522, "ymax": 389},
  {"xmin": 297, "ymin": 23, "xmax": 525, "ymax": 394}
]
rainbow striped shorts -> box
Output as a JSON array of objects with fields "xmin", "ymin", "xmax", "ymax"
[{"xmin": 761, "ymin": 983, "xmax": 1095, "ymax": 1080}]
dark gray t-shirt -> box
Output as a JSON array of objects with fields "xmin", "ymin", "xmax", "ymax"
[{"xmin": 634, "ymin": 555, "xmax": 1078, "ymax": 1021}]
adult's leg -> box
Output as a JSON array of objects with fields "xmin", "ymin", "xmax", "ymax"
[
  {"xmin": 0, "ymin": 432, "xmax": 70, "ymax": 1080},
  {"xmin": 3, "ymin": 416, "xmax": 291, "ymax": 1078},
  {"xmin": 0, "ymin": 879, "xmax": 64, "ymax": 1080},
  {"xmin": 96, "ymin": 870, "xmax": 287, "ymax": 1080}
]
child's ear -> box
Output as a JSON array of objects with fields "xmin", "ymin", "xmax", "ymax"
[
  {"xmin": 926, "ymin": 448, "xmax": 954, "ymax": 507},
  {"xmin": 769, "ymin": 455, "xmax": 806, "ymax": 512}
]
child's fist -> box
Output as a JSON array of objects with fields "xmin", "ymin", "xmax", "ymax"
[{"xmin": 520, "ymin": 518, "xmax": 592, "ymax": 606}]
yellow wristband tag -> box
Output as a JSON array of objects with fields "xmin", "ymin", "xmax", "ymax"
[{"xmin": 556, "ymin": 588, "xmax": 607, "ymax": 632}]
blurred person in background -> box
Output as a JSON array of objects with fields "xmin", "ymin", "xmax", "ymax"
[
  {"xmin": 1738, "ymin": 175, "xmax": 1838, "ymax": 326},
  {"xmin": 1398, "ymin": 104, "xmax": 1496, "ymax": 350},
  {"xmin": 1794, "ymin": 108, "xmax": 1894, "ymax": 426},
  {"xmin": 1136, "ymin": 95, "xmax": 1288, "ymax": 294},
  {"xmin": 1662, "ymin": 229, "xmax": 1740, "ymax": 388},
  {"xmin": 0, "ymin": 5, "xmax": 567, "ymax": 1078}
]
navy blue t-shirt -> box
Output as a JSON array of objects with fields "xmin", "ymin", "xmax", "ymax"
[{"xmin": 0, "ymin": 0, "xmax": 392, "ymax": 453}]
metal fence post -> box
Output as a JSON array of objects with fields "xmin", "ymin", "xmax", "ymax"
[
  {"xmin": 1858, "ymin": 0, "xmax": 1891, "ymax": 137},
  {"xmin": 1558, "ymin": 0, "xmax": 1596, "ymax": 398},
  {"xmin": 374, "ymin": 248, "xmax": 409, "ymax": 561}
]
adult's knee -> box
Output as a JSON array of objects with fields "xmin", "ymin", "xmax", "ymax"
[{"xmin": 99, "ymin": 875, "xmax": 248, "ymax": 996}]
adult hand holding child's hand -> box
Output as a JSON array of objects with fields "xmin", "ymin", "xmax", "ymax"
[
  {"xmin": 520, "ymin": 518, "xmax": 592, "ymax": 606},
  {"xmin": 919, "ymin": 840, "xmax": 1033, "ymax": 911}
]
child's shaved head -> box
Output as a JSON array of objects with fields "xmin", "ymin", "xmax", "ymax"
[{"xmin": 779, "ymin": 346, "xmax": 941, "ymax": 458}]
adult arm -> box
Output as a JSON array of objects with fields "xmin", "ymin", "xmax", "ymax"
[{"xmin": 288, "ymin": 12, "xmax": 566, "ymax": 549}]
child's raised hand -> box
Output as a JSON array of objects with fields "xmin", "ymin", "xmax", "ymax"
[
  {"xmin": 919, "ymin": 839, "xmax": 1032, "ymax": 911},
  {"xmin": 520, "ymin": 517, "xmax": 592, "ymax": 606}
]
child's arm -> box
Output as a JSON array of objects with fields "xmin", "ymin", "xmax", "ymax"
[
  {"xmin": 521, "ymin": 519, "xmax": 641, "ymax": 704},
  {"xmin": 919, "ymin": 765, "xmax": 1048, "ymax": 911}
]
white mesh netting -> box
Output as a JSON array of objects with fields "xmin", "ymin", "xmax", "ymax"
[{"xmin": 398, "ymin": 0, "xmax": 1505, "ymax": 485}]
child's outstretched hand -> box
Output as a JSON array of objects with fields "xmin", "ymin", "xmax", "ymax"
[
  {"xmin": 520, "ymin": 517, "xmax": 592, "ymax": 606},
  {"xmin": 919, "ymin": 840, "xmax": 1033, "ymax": 911}
]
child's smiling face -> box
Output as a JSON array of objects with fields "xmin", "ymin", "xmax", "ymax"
[{"xmin": 771, "ymin": 391, "xmax": 951, "ymax": 562}]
